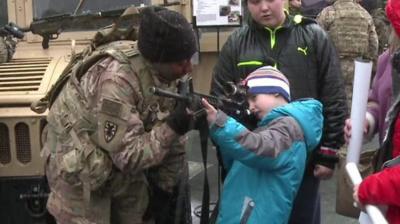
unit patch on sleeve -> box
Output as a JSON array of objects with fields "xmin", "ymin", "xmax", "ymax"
[{"xmin": 104, "ymin": 121, "xmax": 118, "ymax": 143}]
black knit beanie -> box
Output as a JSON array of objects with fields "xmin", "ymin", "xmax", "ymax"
[{"xmin": 138, "ymin": 7, "xmax": 197, "ymax": 63}]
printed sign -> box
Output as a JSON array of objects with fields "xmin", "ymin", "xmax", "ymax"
[{"xmin": 192, "ymin": 0, "xmax": 242, "ymax": 26}]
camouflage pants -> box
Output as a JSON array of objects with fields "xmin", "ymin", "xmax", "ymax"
[
  {"xmin": 340, "ymin": 59, "xmax": 356, "ymax": 108},
  {"xmin": 46, "ymin": 157, "xmax": 152, "ymax": 224}
]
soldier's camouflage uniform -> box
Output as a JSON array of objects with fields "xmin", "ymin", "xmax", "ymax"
[
  {"xmin": 317, "ymin": 0, "xmax": 379, "ymax": 105},
  {"xmin": 371, "ymin": 7, "xmax": 390, "ymax": 54},
  {"xmin": 0, "ymin": 37, "xmax": 15, "ymax": 63},
  {"xmin": 43, "ymin": 40, "xmax": 186, "ymax": 224}
]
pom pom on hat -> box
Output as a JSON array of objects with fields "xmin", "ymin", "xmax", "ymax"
[{"xmin": 245, "ymin": 66, "xmax": 291, "ymax": 102}]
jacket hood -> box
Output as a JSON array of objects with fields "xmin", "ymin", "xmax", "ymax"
[{"xmin": 258, "ymin": 99, "xmax": 323, "ymax": 152}]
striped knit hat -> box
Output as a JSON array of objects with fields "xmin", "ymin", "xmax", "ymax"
[{"xmin": 244, "ymin": 66, "xmax": 291, "ymax": 102}]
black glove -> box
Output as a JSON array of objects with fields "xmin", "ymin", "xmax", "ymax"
[{"xmin": 166, "ymin": 102, "xmax": 191, "ymax": 135}]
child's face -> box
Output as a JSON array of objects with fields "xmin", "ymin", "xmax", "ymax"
[{"xmin": 247, "ymin": 93, "xmax": 279, "ymax": 120}]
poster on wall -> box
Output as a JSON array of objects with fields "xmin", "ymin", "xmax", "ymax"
[{"xmin": 192, "ymin": 0, "xmax": 242, "ymax": 27}]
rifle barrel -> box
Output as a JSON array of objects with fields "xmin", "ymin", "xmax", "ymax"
[{"xmin": 149, "ymin": 87, "xmax": 189, "ymax": 101}]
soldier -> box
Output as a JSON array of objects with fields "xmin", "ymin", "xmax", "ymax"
[
  {"xmin": 43, "ymin": 6, "xmax": 197, "ymax": 224},
  {"xmin": 0, "ymin": 37, "xmax": 7, "ymax": 63},
  {"xmin": 0, "ymin": 36, "xmax": 15, "ymax": 63},
  {"xmin": 371, "ymin": 7, "xmax": 391, "ymax": 54},
  {"xmin": 317, "ymin": 0, "xmax": 379, "ymax": 104}
]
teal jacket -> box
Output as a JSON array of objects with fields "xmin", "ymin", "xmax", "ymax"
[{"xmin": 210, "ymin": 99, "xmax": 323, "ymax": 224}]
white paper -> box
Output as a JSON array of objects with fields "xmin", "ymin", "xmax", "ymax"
[
  {"xmin": 192, "ymin": 0, "xmax": 242, "ymax": 26},
  {"xmin": 346, "ymin": 165, "xmax": 372, "ymax": 223},
  {"xmin": 346, "ymin": 163, "xmax": 388, "ymax": 224},
  {"xmin": 345, "ymin": 163, "xmax": 362, "ymax": 185},
  {"xmin": 344, "ymin": 60, "xmax": 388, "ymax": 224},
  {"xmin": 359, "ymin": 212, "xmax": 373, "ymax": 224},
  {"xmin": 346, "ymin": 59, "xmax": 373, "ymax": 164}
]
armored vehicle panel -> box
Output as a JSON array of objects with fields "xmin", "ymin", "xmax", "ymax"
[{"xmin": 0, "ymin": 55, "xmax": 67, "ymax": 177}]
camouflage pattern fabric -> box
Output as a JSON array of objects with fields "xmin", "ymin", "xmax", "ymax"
[
  {"xmin": 288, "ymin": 5, "xmax": 302, "ymax": 16},
  {"xmin": 340, "ymin": 58, "xmax": 356, "ymax": 107},
  {"xmin": 317, "ymin": 0, "xmax": 378, "ymax": 104},
  {"xmin": 0, "ymin": 38, "xmax": 7, "ymax": 63},
  {"xmin": 44, "ymin": 40, "xmax": 185, "ymax": 224},
  {"xmin": 0, "ymin": 37, "xmax": 15, "ymax": 63},
  {"xmin": 371, "ymin": 8, "xmax": 390, "ymax": 54}
]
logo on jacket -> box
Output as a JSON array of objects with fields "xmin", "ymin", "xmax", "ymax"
[
  {"xmin": 297, "ymin": 46, "xmax": 308, "ymax": 56},
  {"xmin": 104, "ymin": 121, "xmax": 118, "ymax": 143}
]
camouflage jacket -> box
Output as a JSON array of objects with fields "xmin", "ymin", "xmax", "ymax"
[
  {"xmin": 44, "ymin": 40, "xmax": 185, "ymax": 224},
  {"xmin": 0, "ymin": 37, "xmax": 15, "ymax": 63},
  {"xmin": 371, "ymin": 8, "xmax": 390, "ymax": 54},
  {"xmin": 317, "ymin": 0, "xmax": 378, "ymax": 61}
]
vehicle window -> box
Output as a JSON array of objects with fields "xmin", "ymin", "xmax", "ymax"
[
  {"xmin": 0, "ymin": 0, "xmax": 8, "ymax": 26},
  {"xmin": 32, "ymin": 0, "xmax": 150, "ymax": 19},
  {"xmin": 33, "ymin": 0, "xmax": 80, "ymax": 19}
]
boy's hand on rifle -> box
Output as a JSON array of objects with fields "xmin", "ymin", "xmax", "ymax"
[{"xmin": 201, "ymin": 98, "xmax": 217, "ymax": 125}]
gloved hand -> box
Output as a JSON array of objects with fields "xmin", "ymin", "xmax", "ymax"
[{"xmin": 166, "ymin": 102, "xmax": 191, "ymax": 135}]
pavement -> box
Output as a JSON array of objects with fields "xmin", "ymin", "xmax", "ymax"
[{"xmin": 186, "ymin": 131, "xmax": 379, "ymax": 224}]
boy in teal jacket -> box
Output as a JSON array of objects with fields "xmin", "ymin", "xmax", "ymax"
[{"xmin": 202, "ymin": 66, "xmax": 323, "ymax": 224}]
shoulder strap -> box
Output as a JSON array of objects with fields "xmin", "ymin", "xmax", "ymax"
[
  {"xmin": 70, "ymin": 46, "xmax": 138, "ymax": 101},
  {"xmin": 31, "ymin": 42, "xmax": 140, "ymax": 114},
  {"xmin": 30, "ymin": 51, "xmax": 85, "ymax": 114},
  {"xmin": 382, "ymin": 155, "xmax": 400, "ymax": 169}
]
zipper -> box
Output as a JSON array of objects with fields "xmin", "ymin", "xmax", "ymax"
[{"xmin": 240, "ymin": 199, "xmax": 255, "ymax": 224}]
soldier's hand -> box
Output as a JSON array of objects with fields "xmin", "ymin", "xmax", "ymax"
[{"xmin": 166, "ymin": 102, "xmax": 191, "ymax": 135}]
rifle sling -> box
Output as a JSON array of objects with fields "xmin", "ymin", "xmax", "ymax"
[{"xmin": 199, "ymin": 127, "xmax": 210, "ymax": 224}]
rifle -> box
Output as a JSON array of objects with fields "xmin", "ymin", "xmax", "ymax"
[
  {"xmin": 0, "ymin": 22, "xmax": 25, "ymax": 39},
  {"xmin": 21, "ymin": 8, "xmax": 132, "ymax": 49},
  {"xmin": 151, "ymin": 78, "xmax": 250, "ymax": 224},
  {"xmin": 149, "ymin": 79, "xmax": 251, "ymax": 120},
  {"xmin": 21, "ymin": 2, "xmax": 182, "ymax": 50}
]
